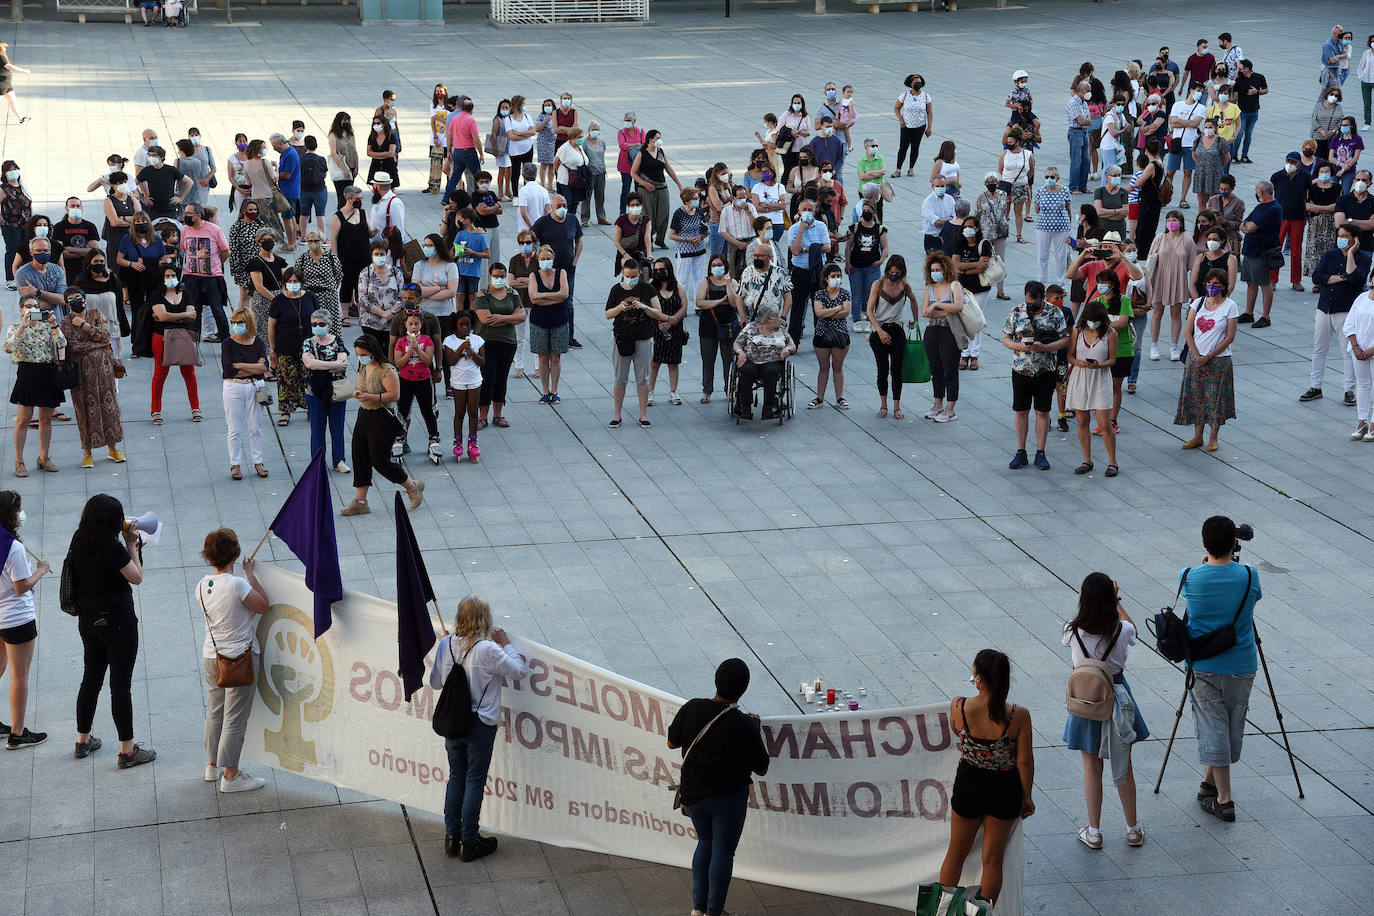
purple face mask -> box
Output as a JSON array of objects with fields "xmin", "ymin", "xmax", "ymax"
[
  {"xmin": 236, "ymin": 142, "xmax": 248, "ymax": 152},
  {"xmin": 1205, "ymin": 283, "xmax": 1222, "ymax": 296},
  {"xmin": 761, "ymin": 171, "xmax": 774, "ymax": 183}
]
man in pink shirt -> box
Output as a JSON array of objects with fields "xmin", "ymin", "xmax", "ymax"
[
  {"xmin": 444, "ymin": 96, "xmax": 484, "ymax": 203},
  {"xmin": 179, "ymin": 203, "xmax": 232, "ymax": 341}
]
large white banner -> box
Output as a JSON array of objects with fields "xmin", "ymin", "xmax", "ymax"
[{"xmin": 243, "ymin": 566, "xmax": 1022, "ymax": 912}]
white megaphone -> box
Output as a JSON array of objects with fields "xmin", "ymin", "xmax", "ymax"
[{"xmin": 123, "ymin": 511, "xmax": 162, "ymax": 547}]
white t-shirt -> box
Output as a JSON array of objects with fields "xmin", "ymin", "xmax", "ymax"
[
  {"xmin": 0, "ymin": 540, "xmax": 35, "ymax": 629},
  {"xmin": 1062, "ymin": 620, "xmax": 1136, "ymax": 675},
  {"xmin": 506, "ymin": 113, "xmax": 535, "ymax": 157},
  {"xmin": 197, "ymin": 573, "xmax": 256, "ymax": 661},
  {"xmin": 1169, "ymin": 98, "xmax": 1206, "ymax": 146},
  {"xmin": 752, "ymin": 182, "xmax": 785, "ymax": 226},
  {"xmin": 518, "ymin": 182, "xmax": 550, "ymax": 232},
  {"xmin": 430, "ymin": 105, "xmax": 448, "ymax": 148},
  {"xmin": 443, "ymin": 332, "xmax": 485, "ymax": 388},
  {"xmin": 428, "ymin": 634, "xmax": 530, "ymax": 727},
  {"xmin": 1190, "ymin": 297, "xmax": 1238, "ymax": 357}
]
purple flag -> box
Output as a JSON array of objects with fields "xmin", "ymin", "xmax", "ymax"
[
  {"xmin": 395, "ymin": 491, "xmax": 437, "ymax": 702},
  {"xmin": 269, "ymin": 450, "xmax": 343, "ymax": 638}
]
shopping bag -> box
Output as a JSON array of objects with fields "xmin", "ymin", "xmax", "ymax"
[
  {"xmin": 902, "ymin": 328, "xmax": 931, "ymax": 384},
  {"xmin": 916, "ymin": 882, "xmax": 989, "ymax": 916}
]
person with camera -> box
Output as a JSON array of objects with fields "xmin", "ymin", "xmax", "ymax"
[
  {"xmin": 5, "ymin": 295, "xmax": 65, "ymax": 477},
  {"xmin": 428, "ymin": 594, "xmax": 529, "ymax": 862},
  {"xmin": 1001, "ymin": 281, "xmax": 1069, "ymax": 470},
  {"xmin": 1063, "ymin": 573, "xmax": 1150, "ymax": 850},
  {"xmin": 605, "ymin": 259, "xmax": 668, "ymax": 429},
  {"xmin": 1182, "ymin": 516, "xmax": 1261, "ymax": 822},
  {"xmin": 666, "ymin": 658, "xmax": 770, "ymax": 916}
]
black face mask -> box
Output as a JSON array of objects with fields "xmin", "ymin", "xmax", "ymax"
[
  {"xmin": 1026, "ymin": 300, "xmax": 1043, "ymax": 313},
  {"xmin": 261, "ymin": 238, "xmax": 275, "ymax": 252},
  {"xmin": 372, "ymin": 191, "xmax": 383, "ymax": 204},
  {"xmin": 68, "ymin": 300, "xmax": 86, "ymax": 314},
  {"xmin": 753, "ymin": 258, "xmax": 768, "ymax": 270},
  {"xmin": 653, "ymin": 269, "xmax": 669, "ymax": 282},
  {"xmin": 90, "ymin": 263, "xmax": 107, "ymax": 273},
  {"xmin": 886, "ymin": 274, "xmax": 901, "ymax": 282}
]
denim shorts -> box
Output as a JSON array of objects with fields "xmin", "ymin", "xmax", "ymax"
[
  {"xmin": 1166, "ymin": 148, "xmax": 1196, "ymax": 171},
  {"xmin": 299, "ymin": 189, "xmax": 328, "ymax": 219},
  {"xmin": 1190, "ymin": 670, "xmax": 1254, "ymax": 767}
]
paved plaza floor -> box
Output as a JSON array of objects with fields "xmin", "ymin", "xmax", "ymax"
[{"xmin": 0, "ymin": 0, "xmax": 1372, "ymax": 913}]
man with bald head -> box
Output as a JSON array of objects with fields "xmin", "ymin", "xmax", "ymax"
[{"xmin": 531, "ymin": 193, "xmax": 585, "ymax": 348}]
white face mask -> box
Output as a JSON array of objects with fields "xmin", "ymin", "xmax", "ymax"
[
  {"xmin": 1206, "ymin": 239, "xmax": 1222, "ymax": 252},
  {"xmin": 148, "ymin": 157, "xmax": 163, "ymax": 167},
  {"xmin": 627, "ymin": 206, "xmax": 642, "ymax": 216},
  {"xmin": 1328, "ymin": 95, "xmax": 1339, "ymax": 105},
  {"xmin": 827, "ymin": 277, "xmax": 841, "ymax": 289},
  {"xmin": 1356, "ymin": 180, "xmax": 1370, "ymax": 194},
  {"xmin": 16, "ymin": 510, "xmax": 25, "ymax": 527},
  {"xmin": 1086, "ymin": 321, "xmax": 1101, "ymax": 330},
  {"xmin": 1285, "ymin": 163, "xmax": 1297, "ymax": 174}
]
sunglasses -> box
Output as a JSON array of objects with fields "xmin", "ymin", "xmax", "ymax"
[{"xmin": 310, "ymin": 322, "xmax": 328, "ymax": 328}]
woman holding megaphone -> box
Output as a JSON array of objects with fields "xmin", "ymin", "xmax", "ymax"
[{"xmin": 69, "ymin": 494, "xmax": 155, "ymax": 768}]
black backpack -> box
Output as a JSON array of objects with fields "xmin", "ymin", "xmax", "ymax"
[
  {"xmin": 300, "ymin": 153, "xmax": 328, "ymax": 193},
  {"xmin": 1149, "ymin": 566, "xmax": 1252, "ymax": 665},
  {"xmin": 432, "ymin": 637, "xmax": 489, "ymax": 739}
]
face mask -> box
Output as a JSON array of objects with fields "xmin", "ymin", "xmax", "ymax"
[
  {"xmin": 312, "ymin": 325, "xmax": 329, "ymax": 338},
  {"xmin": 934, "ymin": 187, "xmax": 946, "ymax": 197},
  {"xmin": 373, "ymin": 123, "xmax": 383, "ymax": 132},
  {"xmin": 499, "ymin": 107, "xmax": 511, "ymax": 117},
  {"xmin": 245, "ymin": 212, "xmax": 259, "ymax": 222},
  {"xmin": 68, "ymin": 298, "xmax": 85, "ymax": 313},
  {"xmin": 560, "ymin": 99, "xmax": 571, "ymax": 109},
  {"xmin": 827, "ymin": 277, "xmax": 841, "ymax": 289},
  {"xmin": 753, "ymin": 258, "xmax": 768, "ymax": 270},
  {"xmin": 1193, "ymin": 92, "xmax": 1203, "ymax": 102},
  {"xmin": 627, "ymin": 206, "xmax": 643, "ymax": 216},
  {"xmin": 930, "ymin": 271, "xmax": 944, "ymax": 283},
  {"xmin": 711, "ymin": 265, "xmax": 726, "ymax": 277},
  {"xmin": 421, "ymin": 245, "xmax": 436, "ymax": 259},
  {"xmin": 621, "ymin": 276, "xmax": 638, "ymax": 288},
  {"xmin": 1204, "ymin": 284, "xmax": 1222, "ymax": 296},
  {"xmin": 761, "ymin": 171, "xmax": 774, "ymax": 183},
  {"xmin": 236, "ymin": 142, "xmax": 248, "ymax": 152},
  {"xmin": 1337, "ymin": 237, "xmax": 1351, "ymax": 250},
  {"xmin": 34, "ymin": 226, "xmax": 48, "ymax": 239},
  {"xmin": 68, "ymin": 208, "xmax": 83, "ymax": 220},
  {"xmin": 867, "ymin": 147, "xmax": 878, "ymax": 157},
  {"xmin": 1167, "ymin": 220, "xmax": 1182, "ymax": 232},
  {"xmin": 1285, "ymin": 163, "xmax": 1298, "ymax": 174},
  {"xmin": 164, "ymin": 277, "xmax": 179, "ymax": 288},
  {"xmin": 1219, "ymin": 188, "xmax": 1231, "ymax": 197},
  {"xmin": 826, "ymin": 89, "xmax": 837, "ymax": 100},
  {"xmin": 357, "ymin": 354, "xmax": 372, "ymax": 365},
  {"xmin": 1096, "ymin": 283, "xmax": 1111, "ymax": 295},
  {"xmin": 1114, "ymin": 104, "xmax": 1125, "ymax": 114},
  {"xmin": 491, "ymin": 276, "xmax": 508, "ymax": 289},
  {"xmin": 734, "ymin": 198, "xmax": 747, "ymax": 208},
  {"xmin": 1328, "ymin": 95, "xmax": 1339, "ymax": 105},
  {"xmin": 1086, "ymin": 320, "xmax": 1101, "ymax": 330},
  {"xmin": 293, "ymin": 130, "xmax": 305, "ymax": 141},
  {"xmin": 801, "ymin": 210, "xmax": 815, "ymax": 223},
  {"xmin": 1106, "ymin": 175, "xmax": 1119, "ymax": 186},
  {"xmin": 1218, "ymin": 94, "xmax": 1229, "ymax": 104},
  {"xmin": 1046, "ymin": 177, "xmax": 1058, "ymax": 187},
  {"xmin": 1203, "ymin": 127, "xmax": 1216, "ymax": 137},
  {"xmin": 91, "ymin": 262, "xmax": 107, "ymax": 273},
  {"xmin": 1147, "ymin": 104, "xmax": 1159, "ymax": 112},
  {"xmin": 1358, "ymin": 181, "xmax": 1371, "ymax": 194},
  {"xmin": 34, "ymin": 253, "xmax": 50, "ymax": 265},
  {"xmin": 792, "ymin": 103, "xmax": 802, "ymax": 112},
  {"xmin": 1016, "ymin": 80, "xmax": 1027, "ymax": 89},
  {"xmin": 261, "ymin": 238, "xmax": 275, "ymax": 251},
  {"xmin": 543, "ymin": 105, "xmax": 554, "ymax": 114},
  {"xmin": 227, "ymin": 322, "xmax": 247, "ymax": 336},
  {"xmin": 589, "ymin": 130, "xmax": 599, "ymax": 140},
  {"xmin": 1318, "ymin": 173, "xmax": 1333, "ymax": 183},
  {"xmin": 624, "ymin": 120, "xmax": 633, "ymax": 129},
  {"xmin": 372, "ymin": 254, "xmax": 387, "ymax": 266},
  {"xmin": 1342, "ymin": 126, "xmax": 1353, "ymax": 136},
  {"xmin": 555, "ymin": 206, "xmax": 568, "ymax": 219},
  {"xmin": 149, "ymin": 157, "xmax": 163, "ymax": 167},
  {"xmin": 962, "ymin": 227, "xmax": 976, "ymax": 238},
  {"xmin": 821, "ymin": 171, "xmax": 834, "ymax": 180},
  {"xmin": 1207, "ymin": 239, "xmax": 1223, "ymax": 252},
  {"xmin": 539, "ymin": 258, "xmax": 554, "ymax": 270},
  {"xmin": 821, "ymin": 127, "xmax": 833, "ymax": 137},
  {"xmin": 4, "ymin": 170, "xmax": 18, "ymax": 181},
  {"xmin": 862, "ymin": 209, "xmax": 876, "ymax": 221},
  {"xmin": 286, "ymin": 283, "xmax": 303, "ymax": 294}
]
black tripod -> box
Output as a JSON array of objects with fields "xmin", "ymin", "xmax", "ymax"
[{"xmin": 1154, "ymin": 622, "xmax": 1304, "ymax": 798}]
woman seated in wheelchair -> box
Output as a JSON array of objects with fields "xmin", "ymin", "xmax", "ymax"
[{"xmin": 732, "ymin": 306, "xmax": 794, "ymax": 420}]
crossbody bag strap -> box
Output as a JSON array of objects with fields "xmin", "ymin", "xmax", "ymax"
[
  {"xmin": 753, "ymin": 266, "xmax": 773, "ymax": 315},
  {"xmin": 457, "ymin": 637, "xmax": 494, "ymax": 710},
  {"xmin": 681, "ymin": 703, "xmax": 737, "ymax": 765},
  {"xmin": 197, "ymin": 579, "xmax": 222, "ymax": 654},
  {"xmin": 1229, "ymin": 566, "xmax": 1253, "ymax": 627}
]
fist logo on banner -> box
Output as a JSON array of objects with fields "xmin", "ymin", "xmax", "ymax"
[{"xmin": 255, "ymin": 604, "xmax": 336, "ymax": 773}]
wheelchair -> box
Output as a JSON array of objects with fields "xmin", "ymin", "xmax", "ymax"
[{"xmin": 726, "ymin": 358, "xmax": 795, "ymax": 425}]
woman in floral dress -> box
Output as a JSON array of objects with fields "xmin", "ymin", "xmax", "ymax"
[
  {"xmin": 293, "ymin": 228, "xmax": 344, "ymax": 335},
  {"xmin": 60, "ymin": 288, "xmax": 124, "ymax": 467}
]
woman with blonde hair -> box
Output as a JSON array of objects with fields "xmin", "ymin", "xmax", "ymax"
[{"xmin": 428, "ymin": 595, "xmax": 529, "ymax": 862}]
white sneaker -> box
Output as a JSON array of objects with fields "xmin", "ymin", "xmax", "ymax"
[
  {"xmin": 334, "ymin": 460, "xmax": 350, "ymax": 474},
  {"xmin": 924, "ymin": 404, "xmax": 942, "ymax": 420},
  {"xmin": 647, "ymin": 392, "xmax": 655, "ymax": 406},
  {"xmin": 1149, "ymin": 345, "xmax": 1160, "ymax": 361},
  {"xmin": 220, "ymin": 771, "xmax": 266, "ymax": 793},
  {"xmin": 668, "ymin": 391, "xmax": 682, "ymax": 405},
  {"xmin": 934, "ymin": 407, "xmax": 957, "ymax": 423},
  {"xmin": 1169, "ymin": 346, "xmax": 1180, "ymax": 361},
  {"xmin": 1355, "ymin": 422, "xmax": 1371, "ymax": 441},
  {"xmin": 204, "ymin": 764, "xmax": 220, "ymax": 782}
]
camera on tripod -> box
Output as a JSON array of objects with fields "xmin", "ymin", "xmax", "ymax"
[{"xmin": 1230, "ymin": 522, "xmax": 1253, "ymax": 561}]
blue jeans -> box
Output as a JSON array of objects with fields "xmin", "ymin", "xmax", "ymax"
[
  {"xmin": 686, "ymin": 786, "xmax": 749, "ymax": 916},
  {"xmin": 183, "ymin": 273, "xmax": 229, "ymax": 339},
  {"xmin": 849, "ymin": 265, "xmax": 880, "ymax": 320},
  {"xmin": 444, "ymin": 148, "xmax": 481, "ymax": 203},
  {"xmin": 1067, "ymin": 128, "xmax": 1090, "ymax": 191},
  {"xmin": 708, "ymin": 222, "xmax": 723, "ymax": 258},
  {"xmin": 444, "ymin": 721, "xmax": 498, "ymax": 842},
  {"xmin": 619, "ymin": 172, "xmax": 634, "ymax": 215},
  {"xmin": 1235, "ymin": 111, "xmax": 1259, "ymax": 159},
  {"xmin": 1127, "ymin": 316, "xmax": 1146, "ymax": 383},
  {"xmin": 306, "ymin": 394, "xmax": 347, "ymax": 465}
]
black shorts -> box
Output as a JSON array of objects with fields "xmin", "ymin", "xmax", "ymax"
[
  {"xmin": 1011, "ymin": 370, "xmax": 1055, "ymax": 413},
  {"xmin": 951, "ymin": 760, "xmax": 1022, "ymax": 821},
  {"xmin": 0, "ymin": 619, "xmax": 36, "ymax": 645},
  {"xmin": 1111, "ymin": 353, "xmax": 1134, "ymax": 379}
]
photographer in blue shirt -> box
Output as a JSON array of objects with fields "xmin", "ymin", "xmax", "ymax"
[{"xmin": 1179, "ymin": 516, "xmax": 1261, "ymax": 822}]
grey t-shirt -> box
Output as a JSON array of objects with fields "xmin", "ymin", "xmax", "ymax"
[{"xmin": 1093, "ymin": 185, "xmax": 1129, "ymax": 237}]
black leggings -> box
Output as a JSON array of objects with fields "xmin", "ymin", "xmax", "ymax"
[
  {"xmin": 77, "ymin": 613, "xmax": 139, "ymax": 742},
  {"xmin": 869, "ymin": 322, "xmax": 906, "ymax": 400},
  {"xmin": 897, "ymin": 125, "xmax": 926, "ymax": 170},
  {"xmin": 352, "ymin": 407, "xmax": 409, "ymax": 488},
  {"xmin": 479, "ymin": 339, "xmax": 517, "ymax": 407},
  {"xmin": 397, "ymin": 376, "xmax": 439, "ymax": 438},
  {"xmin": 510, "ymin": 150, "xmax": 534, "ymax": 196},
  {"xmin": 924, "ymin": 323, "xmax": 960, "ymax": 402},
  {"xmin": 333, "ymin": 179, "xmax": 351, "ymax": 213},
  {"xmin": 699, "ymin": 312, "xmax": 734, "ymax": 395}
]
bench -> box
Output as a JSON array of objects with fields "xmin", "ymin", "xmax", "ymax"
[{"xmin": 55, "ymin": 0, "xmax": 199, "ymax": 23}]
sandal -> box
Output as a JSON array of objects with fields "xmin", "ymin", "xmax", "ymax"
[
  {"xmin": 968, "ymin": 357, "xmax": 980, "ymax": 371},
  {"xmin": 1126, "ymin": 382, "xmax": 1137, "ymax": 394},
  {"xmin": 701, "ymin": 394, "xmax": 711, "ymax": 404},
  {"xmin": 1016, "ymin": 236, "xmax": 1028, "ymax": 244},
  {"xmin": 151, "ymin": 412, "xmax": 163, "ymax": 425},
  {"xmin": 231, "ymin": 465, "xmax": 242, "ymax": 480},
  {"xmin": 995, "ymin": 292, "xmax": 1011, "ymax": 301},
  {"xmin": 493, "ymin": 416, "xmax": 510, "ymax": 428},
  {"xmin": 255, "ymin": 463, "xmax": 269, "ymax": 478},
  {"xmin": 959, "ymin": 356, "xmax": 970, "ymax": 370},
  {"xmin": 477, "ymin": 418, "xmax": 489, "ymax": 430},
  {"xmin": 53, "ymin": 411, "xmax": 71, "ymax": 422},
  {"xmin": 191, "ymin": 409, "xmax": 203, "ymax": 422},
  {"xmin": 1105, "ymin": 465, "xmax": 1119, "ymax": 477},
  {"xmin": 893, "ymin": 405, "xmax": 905, "ymax": 419},
  {"xmin": 13, "ymin": 463, "xmax": 26, "ymax": 478},
  {"xmin": 276, "ymin": 415, "xmax": 289, "ymax": 427},
  {"xmin": 876, "ymin": 406, "xmax": 888, "ymax": 418},
  {"xmin": 1074, "ymin": 462, "xmax": 1094, "ymax": 475}
]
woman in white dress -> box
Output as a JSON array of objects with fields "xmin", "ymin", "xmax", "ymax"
[{"xmin": 1065, "ymin": 300, "xmax": 1118, "ymax": 476}]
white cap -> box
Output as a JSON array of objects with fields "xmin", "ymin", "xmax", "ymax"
[{"xmin": 1012, "ymin": 70, "xmax": 1029, "ymax": 81}]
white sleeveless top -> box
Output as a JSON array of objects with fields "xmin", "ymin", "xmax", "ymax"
[{"xmin": 1000, "ymin": 149, "xmax": 1032, "ymax": 186}]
